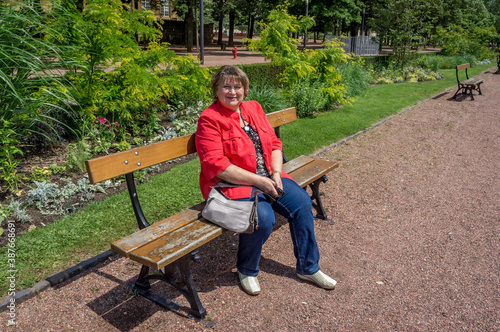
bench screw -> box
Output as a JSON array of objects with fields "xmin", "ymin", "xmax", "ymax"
[
  {"xmin": 125, "ymin": 160, "xmax": 128, "ymax": 165},
  {"xmin": 153, "ymin": 233, "xmax": 157, "ymax": 236},
  {"xmin": 135, "ymin": 151, "xmax": 139, "ymax": 155},
  {"xmin": 137, "ymin": 162, "xmax": 141, "ymax": 166}
]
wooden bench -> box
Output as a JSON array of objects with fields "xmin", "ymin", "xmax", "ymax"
[
  {"xmin": 451, "ymin": 63, "xmax": 484, "ymax": 100},
  {"xmin": 85, "ymin": 107, "xmax": 339, "ymax": 320}
]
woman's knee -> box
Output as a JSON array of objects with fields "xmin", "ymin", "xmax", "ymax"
[
  {"xmin": 256, "ymin": 202, "xmax": 275, "ymax": 234},
  {"xmin": 283, "ymin": 180, "xmax": 313, "ymax": 209}
]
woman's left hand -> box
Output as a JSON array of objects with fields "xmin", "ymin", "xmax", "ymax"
[{"xmin": 271, "ymin": 172, "xmax": 283, "ymax": 191}]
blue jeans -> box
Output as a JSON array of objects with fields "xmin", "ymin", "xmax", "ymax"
[{"xmin": 236, "ymin": 178, "xmax": 320, "ymax": 277}]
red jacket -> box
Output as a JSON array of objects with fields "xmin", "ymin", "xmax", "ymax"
[{"xmin": 195, "ymin": 100, "xmax": 293, "ymax": 199}]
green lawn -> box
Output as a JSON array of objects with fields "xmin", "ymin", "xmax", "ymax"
[{"xmin": 0, "ymin": 61, "xmax": 494, "ymax": 297}]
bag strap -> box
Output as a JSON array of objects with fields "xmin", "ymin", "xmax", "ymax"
[
  {"xmin": 213, "ymin": 181, "xmax": 262, "ymax": 198},
  {"xmin": 213, "ymin": 181, "xmax": 254, "ymax": 189}
]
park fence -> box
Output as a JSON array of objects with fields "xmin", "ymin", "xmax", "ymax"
[{"xmin": 327, "ymin": 35, "xmax": 380, "ymax": 56}]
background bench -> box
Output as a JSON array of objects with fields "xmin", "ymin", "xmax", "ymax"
[
  {"xmin": 85, "ymin": 107, "xmax": 339, "ymax": 320},
  {"xmin": 452, "ymin": 63, "xmax": 484, "ymax": 100},
  {"xmin": 495, "ymin": 54, "xmax": 500, "ymax": 74}
]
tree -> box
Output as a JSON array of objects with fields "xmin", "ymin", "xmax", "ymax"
[
  {"xmin": 170, "ymin": 0, "xmax": 196, "ymax": 50},
  {"xmin": 247, "ymin": 3, "xmax": 351, "ymax": 116},
  {"xmin": 289, "ymin": 0, "xmax": 360, "ymax": 37},
  {"xmin": 370, "ymin": 0, "xmax": 438, "ymax": 68},
  {"xmin": 483, "ymin": 0, "xmax": 500, "ymax": 33}
]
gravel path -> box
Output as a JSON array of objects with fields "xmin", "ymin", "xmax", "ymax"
[{"xmin": 2, "ymin": 68, "xmax": 499, "ymax": 331}]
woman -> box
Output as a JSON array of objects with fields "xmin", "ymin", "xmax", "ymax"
[{"xmin": 195, "ymin": 65, "xmax": 336, "ymax": 295}]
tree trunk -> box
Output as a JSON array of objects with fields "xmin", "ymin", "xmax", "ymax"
[
  {"xmin": 249, "ymin": 15, "xmax": 255, "ymax": 39},
  {"xmin": 247, "ymin": 11, "xmax": 251, "ymax": 38},
  {"xmin": 74, "ymin": 0, "xmax": 84, "ymax": 12},
  {"xmin": 350, "ymin": 22, "xmax": 360, "ymax": 37},
  {"xmin": 228, "ymin": 8, "xmax": 235, "ymax": 46},
  {"xmin": 248, "ymin": 15, "xmax": 255, "ymax": 39},
  {"xmin": 186, "ymin": 0, "xmax": 194, "ymax": 52},
  {"xmin": 217, "ymin": 0, "xmax": 223, "ymax": 45}
]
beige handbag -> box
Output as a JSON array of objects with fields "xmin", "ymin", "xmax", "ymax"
[{"xmin": 201, "ymin": 182, "xmax": 259, "ymax": 233}]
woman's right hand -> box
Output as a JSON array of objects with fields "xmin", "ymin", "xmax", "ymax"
[{"xmin": 256, "ymin": 176, "xmax": 280, "ymax": 198}]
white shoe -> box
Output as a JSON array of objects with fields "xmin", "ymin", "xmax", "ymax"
[
  {"xmin": 238, "ymin": 271, "xmax": 261, "ymax": 295},
  {"xmin": 297, "ymin": 270, "xmax": 336, "ymax": 289}
]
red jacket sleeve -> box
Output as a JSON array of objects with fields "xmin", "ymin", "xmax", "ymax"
[{"xmin": 195, "ymin": 108, "xmax": 232, "ymax": 183}]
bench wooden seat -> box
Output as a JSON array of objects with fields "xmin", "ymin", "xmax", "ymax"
[
  {"xmin": 85, "ymin": 107, "xmax": 339, "ymax": 320},
  {"xmin": 452, "ymin": 63, "xmax": 484, "ymax": 100}
]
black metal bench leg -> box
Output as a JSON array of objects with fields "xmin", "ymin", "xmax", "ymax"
[
  {"xmin": 177, "ymin": 255, "xmax": 207, "ymax": 319},
  {"xmin": 452, "ymin": 85, "xmax": 462, "ymax": 99},
  {"xmin": 308, "ymin": 175, "xmax": 335, "ymax": 225},
  {"xmin": 130, "ymin": 253, "xmax": 207, "ymax": 320},
  {"xmin": 477, "ymin": 83, "xmax": 483, "ymax": 95},
  {"xmin": 134, "ymin": 265, "xmax": 151, "ymax": 290},
  {"xmin": 468, "ymin": 87, "xmax": 475, "ymax": 100}
]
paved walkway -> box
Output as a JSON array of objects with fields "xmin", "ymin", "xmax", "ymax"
[
  {"xmin": 168, "ymin": 43, "xmax": 269, "ymax": 67},
  {"xmin": 1, "ymin": 67, "xmax": 498, "ymax": 331}
]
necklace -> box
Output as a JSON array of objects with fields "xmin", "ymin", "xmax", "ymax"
[{"xmin": 239, "ymin": 108, "xmax": 250, "ymax": 132}]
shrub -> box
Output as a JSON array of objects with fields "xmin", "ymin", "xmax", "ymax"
[
  {"xmin": 288, "ymin": 79, "xmax": 329, "ymax": 118},
  {"xmin": 415, "ymin": 55, "xmax": 444, "ymax": 72},
  {"xmin": 0, "ymin": 2, "xmax": 81, "ymax": 150},
  {"xmin": 436, "ymin": 25, "xmax": 496, "ymax": 60},
  {"xmin": 246, "ymin": 84, "xmax": 289, "ymax": 113},
  {"xmin": 372, "ymin": 65, "xmax": 443, "ymax": 84},
  {"xmin": 237, "ymin": 63, "xmax": 284, "ymax": 89},
  {"xmin": 246, "ymin": 4, "xmax": 349, "ymax": 108},
  {"xmin": 338, "ymin": 59, "xmax": 372, "ymax": 98},
  {"xmin": 439, "ymin": 55, "xmax": 478, "ymax": 69}
]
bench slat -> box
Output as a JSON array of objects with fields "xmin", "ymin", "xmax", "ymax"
[
  {"xmin": 111, "ymin": 202, "xmax": 205, "ymax": 257},
  {"xmin": 129, "ymin": 220, "xmax": 224, "ymax": 269},
  {"xmin": 86, "ymin": 134, "xmax": 196, "ymax": 184},
  {"xmin": 456, "ymin": 63, "xmax": 470, "ymax": 71},
  {"xmin": 462, "ymin": 78, "xmax": 484, "ymax": 85},
  {"xmin": 266, "ymin": 107, "xmax": 297, "ymax": 128},
  {"xmin": 282, "ymin": 155, "xmax": 315, "ymax": 174},
  {"xmin": 288, "ymin": 159, "xmax": 340, "ymax": 187}
]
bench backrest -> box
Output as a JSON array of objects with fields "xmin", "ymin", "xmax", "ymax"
[
  {"xmin": 456, "ymin": 63, "xmax": 471, "ymax": 83},
  {"xmin": 86, "ymin": 107, "xmax": 297, "ymax": 184}
]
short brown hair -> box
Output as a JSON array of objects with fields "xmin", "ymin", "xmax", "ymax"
[{"xmin": 211, "ymin": 65, "xmax": 249, "ymax": 98}]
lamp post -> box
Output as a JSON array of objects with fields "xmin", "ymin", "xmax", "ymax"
[{"xmin": 303, "ymin": 0, "xmax": 309, "ymax": 50}]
